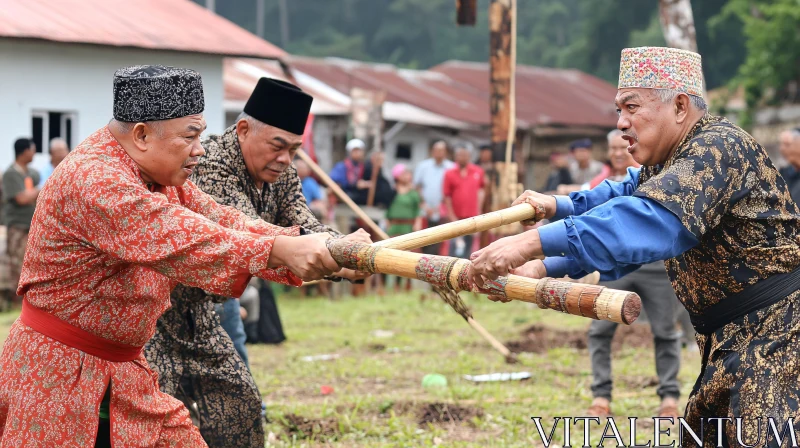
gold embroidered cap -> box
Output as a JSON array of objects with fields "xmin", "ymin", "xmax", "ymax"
[{"xmin": 618, "ymin": 47, "xmax": 704, "ymax": 97}]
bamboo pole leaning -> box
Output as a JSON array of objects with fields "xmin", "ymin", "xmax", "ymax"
[{"xmin": 327, "ymin": 240, "xmax": 642, "ymax": 326}]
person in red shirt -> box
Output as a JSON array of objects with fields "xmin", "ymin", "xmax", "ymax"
[{"xmin": 443, "ymin": 145, "xmax": 485, "ymax": 257}]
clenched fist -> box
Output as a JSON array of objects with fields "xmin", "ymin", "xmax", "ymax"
[
  {"xmin": 512, "ymin": 190, "xmax": 557, "ymax": 226},
  {"xmin": 269, "ymin": 233, "xmax": 341, "ymax": 281},
  {"xmin": 334, "ymin": 229, "xmax": 373, "ymax": 280}
]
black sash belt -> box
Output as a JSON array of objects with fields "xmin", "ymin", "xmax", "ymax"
[{"xmin": 690, "ymin": 265, "xmax": 800, "ymax": 335}]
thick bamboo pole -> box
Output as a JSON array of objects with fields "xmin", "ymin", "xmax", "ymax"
[
  {"xmin": 296, "ymin": 149, "xmax": 516, "ymax": 359},
  {"xmin": 327, "ymin": 240, "xmax": 642, "ymax": 325}
]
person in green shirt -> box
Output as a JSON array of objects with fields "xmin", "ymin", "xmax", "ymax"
[
  {"xmin": 386, "ymin": 164, "xmax": 422, "ymax": 292},
  {"xmin": 2, "ymin": 138, "xmax": 40, "ymax": 305}
]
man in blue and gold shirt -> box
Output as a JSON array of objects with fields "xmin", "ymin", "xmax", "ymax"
[{"xmin": 471, "ymin": 47, "xmax": 800, "ymax": 445}]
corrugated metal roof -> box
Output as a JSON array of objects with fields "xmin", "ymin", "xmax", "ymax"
[
  {"xmin": 0, "ymin": 0, "xmax": 286, "ymax": 59},
  {"xmin": 224, "ymin": 56, "xmax": 618, "ymax": 130},
  {"xmin": 431, "ymin": 61, "xmax": 619, "ymax": 129}
]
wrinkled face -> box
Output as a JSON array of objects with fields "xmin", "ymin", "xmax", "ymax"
[
  {"xmin": 238, "ymin": 121, "xmax": 303, "ymax": 184},
  {"xmin": 607, "ymin": 134, "xmax": 636, "ymax": 172},
  {"xmin": 615, "ymin": 88, "xmax": 677, "ymax": 166},
  {"xmin": 134, "ymin": 114, "xmax": 206, "ymax": 186},
  {"xmin": 455, "ymin": 148, "xmax": 471, "ymax": 166},
  {"xmin": 50, "ymin": 143, "xmax": 69, "ymax": 167},
  {"xmin": 572, "ymin": 146, "xmax": 592, "ymax": 164}
]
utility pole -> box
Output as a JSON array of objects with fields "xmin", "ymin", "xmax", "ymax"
[
  {"xmin": 205, "ymin": 0, "xmax": 215, "ymax": 13},
  {"xmin": 278, "ymin": 0, "xmax": 290, "ymax": 47}
]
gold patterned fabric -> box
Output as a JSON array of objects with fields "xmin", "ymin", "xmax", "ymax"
[
  {"xmin": 144, "ymin": 125, "xmax": 340, "ymax": 448},
  {"xmin": 634, "ymin": 115, "xmax": 800, "ymax": 445},
  {"xmin": 635, "ymin": 114, "xmax": 800, "ymax": 315}
]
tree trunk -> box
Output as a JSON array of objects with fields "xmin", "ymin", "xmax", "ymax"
[
  {"xmin": 658, "ymin": 0, "xmax": 698, "ymax": 52},
  {"xmin": 658, "ymin": 0, "xmax": 706, "ymax": 97}
]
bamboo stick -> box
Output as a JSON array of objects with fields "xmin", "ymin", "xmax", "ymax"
[
  {"xmin": 296, "ymin": 149, "xmax": 386, "ymax": 239},
  {"xmin": 327, "ymin": 240, "xmax": 642, "ymax": 325},
  {"xmin": 296, "ymin": 149, "xmax": 515, "ymax": 358},
  {"xmin": 375, "ymin": 203, "xmax": 542, "ymax": 254}
]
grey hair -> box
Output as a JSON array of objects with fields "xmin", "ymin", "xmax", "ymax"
[
  {"xmin": 653, "ymin": 89, "xmax": 707, "ymax": 111},
  {"xmin": 236, "ymin": 112, "xmax": 266, "ymax": 132},
  {"xmin": 109, "ymin": 119, "xmax": 165, "ymax": 137},
  {"xmin": 49, "ymin": 137, "xmax": 69, "ymax": 150},
  {"xmin": 606, "ymin": 129, "xmax": 624, "ymax": 142}
]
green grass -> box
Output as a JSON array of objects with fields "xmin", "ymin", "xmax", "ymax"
[{"xmin": 0, "ymin": 292, "xmax": 701, "ymax": 447}]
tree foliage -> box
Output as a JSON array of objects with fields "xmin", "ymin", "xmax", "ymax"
[
  {"xmin": 201, "ymin": 0, "xmax": 757, "ymax": 91},
  {"xmin": 710, "ymin": 0, "xmax": 800, "ymax": 126}
]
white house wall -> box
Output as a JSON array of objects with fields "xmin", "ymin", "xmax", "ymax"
[{"xmin": 0, "ymin": 40, "xmax": 225, "ymax": 171}]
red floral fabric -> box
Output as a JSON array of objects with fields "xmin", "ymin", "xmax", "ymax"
[{"xmin": 0, "ymin": 127, "xmax": 300, "ymax": 447}]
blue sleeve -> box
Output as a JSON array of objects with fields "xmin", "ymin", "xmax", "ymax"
[
  {"xmin": 542, "ymin": 256, "xmax": 643, "ymax": 282},
  {"xmin": 537, "ymin": 195, "xmax": 699, "ymax": 281},
  {"xmin": 551, "ymin": 167, "xmax": 641, "ymax": 220},
  {"xmin": 329, "ymin": 162, "xmax": 348, "ymax": 187}
]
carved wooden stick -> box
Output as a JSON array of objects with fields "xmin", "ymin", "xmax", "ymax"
[
  {"xmin": 296, "ymin": 149, "xmax": 515, "ymax": 358},
  {"xmin": 375, "ymin": 203, "xmax": 542, "ymax": 256},
  {"xmin": 327, "ymin": 240, "xmax": 641, "ymax": 325}
]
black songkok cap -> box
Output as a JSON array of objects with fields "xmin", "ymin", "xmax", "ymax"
[
  {"xmin": 113, "ymin": 65, "xmax": 204, "ymax": 122},
  {"xmin": 569, "ymin": 138, "xmax": 593, "ymax": 151},
  {"xmin": 243, "ymin": 78, "xmax": 313, "ymax": 135}
]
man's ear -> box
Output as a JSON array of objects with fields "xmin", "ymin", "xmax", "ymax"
[
  {"xmin": 674, "ymin": 93, "xmax": 691, "ymax": 124},
  {"xmin": 236, "ymin": 119, "xmax": 249, "ymax": 142},
  {"xmin": 131, "ymin": 123, "xmax": 149, "ymax": 152}
]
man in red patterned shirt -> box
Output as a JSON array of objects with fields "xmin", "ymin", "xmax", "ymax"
[{"xmin": 0, "ymin": 66, "xmax": 344, "ymax": 448}]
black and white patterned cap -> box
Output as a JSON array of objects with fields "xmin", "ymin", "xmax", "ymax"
[{"xmin": 113, "ymin": 65, "xmax": 205, "ymax": 122}]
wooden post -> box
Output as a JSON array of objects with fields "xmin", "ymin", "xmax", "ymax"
[
  {"xmin": 488, "ymin": 0, "xmax": 521, "ymax": 237},
  {"xmin": 489, "ymin": 0, "xmax": 514, "ymax": 164},
  {"xmin": 456, "ymin": 0, "xmax": 478, "ymax": 26}
]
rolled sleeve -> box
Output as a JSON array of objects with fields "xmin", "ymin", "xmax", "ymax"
[
  {"xmin": 552, "ymin": 196, "xmax": 574, "ymax": 220},
  {"xmin": 538, "ymin": 220, "xmax": 571, "ymax": 258}
]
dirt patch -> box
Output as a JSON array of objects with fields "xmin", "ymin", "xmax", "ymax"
[
  {"xmin": 506, "ymin": 324, "xmax": 587, "ymax": 353},
  {"xmin": 505, "ymin": 323, "xmax": 654, "ymax": 354},
  {"xmin": 279, "ymin": 413, "xmax": 339, "ymax": 441},
  {"xmin": 417, "ymin": 403, "xmax": 484, "ymax": 426},
  {"xmin": 610, "ymin": 323, "xmax": 653, "ymax": 351},
  {"xmin": 623, "ymin": 375, "xmax": 660, "ymax": 389},
  {"xmin": 367, "ymin": 343, "xmax": 387, "ymax": 352}
]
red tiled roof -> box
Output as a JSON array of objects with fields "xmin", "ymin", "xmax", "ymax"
[
  {"xmin": 431, "ymin": 61, "xmax": 619, "ymax": 128},
  {"xmin": 285, "ymin": 58, "xmax": 618, "ymax": 129},
  {"xmin": 287, "ymin": 57, "xmax": 488, "ymax": 126},
  {"xmin": 0, "ymin": 0, "xmax": 286, "ymax": 59},
  {"xmin": 224, "ymin": 58, "xmax": 349, "ymax": 116}
]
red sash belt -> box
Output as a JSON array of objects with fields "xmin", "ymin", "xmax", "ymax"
[{"xmin": 20, "ymin": 300, "xmax": 143, "ymax": 362}]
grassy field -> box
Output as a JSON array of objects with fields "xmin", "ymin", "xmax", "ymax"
[{"xmin": 0, "ymin": 291, "xmax": 701, "ymax": 447}]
